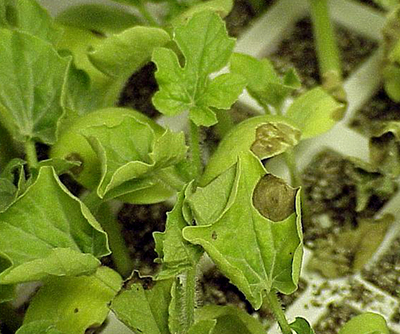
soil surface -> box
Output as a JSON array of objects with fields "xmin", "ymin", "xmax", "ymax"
[
  {"xmin": 351, "ymin": 88, "xmax": 400, "ymax": 136},
  {"xmin": 199, "ymin": 266, "xmax": 308, "ymax": 328},
  {"xmin": 225, "ymin": 0, "xmax": 276, "ymax": 37},
  {"xmin": 362, "ymin": 235, "xmax": 400, "ymax": 298},
  {"xmin": 118, "ymin": 62, "xmax": 160, "ymax": 119},
  {"xmin": 314, "ymin": 303, "xmax": 359, "ymax": 334},
  {"xmin": 268, "ymin": 17, "xmax": 378, "ymax": 91},
  {"xmin": 117, "ymin": 202, "xmax": 172, "ymax": 275}
]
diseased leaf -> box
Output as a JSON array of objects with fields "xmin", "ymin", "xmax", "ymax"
[
  {"xmin": 230, "ymin": 53, "xmax": 300, "ymax": 111},
  {"xmin": 0, "ymin": 30, "xmax": 70, "ymax": 144},
  {"xmin": 200, "ymin": 115, "xmax": 300, "ymax": 186},
  {"xmin": 16, "ymin": 321, "xmax": 63, "ymax": 334},
  {"xmin": 290, "ymin": 317, "xmax": 315, "ymax": 334},
  {"xmin": 23, "ymin": 267, "xmax": 122, "ymax": 334},
  {"xmin": 56, "ymin": 4, "xmax": 140, "ymax": 35},
  {"xmin": 195, "ymin": 305, "xmax": 266, "ymax": 334},
  {"xmin": 111, "ymin": 277, "xmax": 173, "ymax": 334},
  {"xmin": 88, "ymin": 26, "xmax": 170, "ymax": 81},
  {"xmin": 82, "ymin": 115, "xmax": 187, "ymax": 201},
  {"xmin": 308, "ymin": 215, "xmax": 393, "ymax": 278},
  {"xmin": 369, "ymin": 121, "xmax": 400, "ymax": 178},
  {"xmin": 152, "ymin": 11, "xmax": 246, "ymax": 126},
  {"xmin": 154, "ymin": 185, "xmax": 203, "ymax": 280},
  {"xmin": 285, "ymin": 87, "xmax": 344, "ymax": 139},
  {"xmin": 183, "ymin": 153, "xmax": 303, "ymax": 309},
  {"xmin": 0, "ymin": 166, "xmax": 109, "ymax": 284},
  {"xmin": 339, "ymin": 312, "xmax": 389, "ymax": 334}
]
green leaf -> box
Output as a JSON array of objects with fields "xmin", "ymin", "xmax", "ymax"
[
  {"xmin": 23, "ymin": 267, "xmax": 122, "ymax": 334},
  {"xmin": 285, "ymin": 87, "xmax": 345, "ymax": 139},
  {"xmin": 152, "ymin": 11, "xmax": 246, "ymax": 126},
  {"xmin": 230, "ymin": 53, "xmax": 300, "ymax": 111},
  {"xmin": 0, "ymin": 158, "xmax": 26, "ymax": 212},
  {"xmin": 0, "ymin": 29, "xmax": 70, "ymax": 144},
  {"xmin": 195, "ymin": 305, "xmax": 266, "ymax": 334},
  {"xmin": 56, "ymin": 4, "xmax": 140, "ymax": 35},
  {"xmin": 82, "ymin": 115, "xmax": 187, "ymax": 201},
  {"xmin": 16, "ymin": 321, "xmax": 63, "ymax": 334},
  {"xmin": 0, "ymin": 283, "xmax": 15, "ymax": 303},
  {"xmin": 339, "ymin": 312, "xmax": 389, "ymax": 334},
  {"xmin": 290, "ymin": 317, "xmax": 315, "ymax": 334},
  {"xmin": 154, "ymin": 185, "xmax": 203, "ymax": 280},
  {"xmin": 170, "ymin": 0, "xmax": 234, "ymax": 27},
  {"xmin": 111, "ymin": 277, "xmax": 173, "ymax": 334},
  {"xmin": 200, "ymin": 115, "xmax": 301, "ymax": 186},
  {"xmin": 88, "ymin": 26, "xmax": 170, "ymax": 81},
  {"xmin": 0, "ymin": 0, "xmax": 62, "ymax": 44},
  {"xmin": 183, "ymin": 152, "xmax": 303, "ymax": 309},
  {"xmin": 0, "ymin": 166, "xmax": 109, "ymax": 284},
  {"xmin": 188, "ymin": 320, "xmax": 216, "ymax": 334}
]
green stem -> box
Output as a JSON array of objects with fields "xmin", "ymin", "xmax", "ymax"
[
  {"xmin": 309, "ymin": 0, "xmax": 342, "ymax": 79},
  {"xmin": 189, "ymin": 121, "xmax": 202, "ymax": 180},
  {"xmin": 24, "ymin": 140, "xmax": 38, "ymax": 169},
  {"xmin": 155, "ymin": 168, "xmax": 186, "ymax": 192},
  {"xmin": 96, "ymin": 203, "xmax": 133, "ymax": 278},
  {"xmin": 136, "ymin": 0, "xmax": 159, "ymax": 27},
  {"xmin": 264, "ymin": 291, "xmax": 292, "ymax": 334},
  {"xmin": 214, "ymin": 109, "xmax": 235, "ymax": 139},
  {"xmin": 182, "ymin": 268, "xmax": 196, "ymax": 331},
  {"xmin": 309, "ymin": 0, "xmax": 346, "ymax": 102}
]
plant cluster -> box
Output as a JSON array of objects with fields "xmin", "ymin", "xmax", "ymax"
[{"xmin": 0, "ymin": 0, "xmax": 398, "ymax": 333}]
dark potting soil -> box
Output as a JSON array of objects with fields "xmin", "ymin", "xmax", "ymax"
[
  {"xmin": 118, "ymin": 62, "xmax": 160, "ymax": 119},
  {"xmin": 225, "ymin": 0, "xmax": 276, "ymax": 37},
  {"xmin": 199, "ymin": 266, "xmax": 308, "ymax": 327},
  {"xmin": 351, "ymin": 88, "xmax": 400, "ymax": 136},
  {"xmin": 362, "ymin": 235, "xmax": 400, "ymax": 298},
  {"xmin": 117, "ymin": 202, "xmax": 172, "ymax": 275},
  {"xmin": 313, "ymin": 303, "xmax": 359, "ymax": 334},
  {"xmin": 268, "ymin": 17, "xmax": 378, "ymax": 91}
]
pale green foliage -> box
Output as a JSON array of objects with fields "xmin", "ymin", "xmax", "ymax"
[
  {"xmin": 183, "ymin": 153, "xmax": 303, "ymax": 308},
  {"xmin": 290, "ymin": 317, "xmax": 315, "ymax": 334},
  {"xmin": 22, "ymin": 267, "xmax": 122, "ymax": 334},
  {"xmin": 339, "ymin": 313, "xmax": 389, "ymax": 334},
  {"xmin": 0, "ymin": 167, "xmax": 109, "ymax": 284},
  {"xmin": 0, "ymin": 29, "xmax": 69, "ymax": 144},
  {"xmin": 152, "ymin": 11, "xmax": 246, "ymax": 126}
]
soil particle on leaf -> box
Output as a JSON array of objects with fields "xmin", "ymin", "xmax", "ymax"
[
  {"xmin": 351, "ymin": 88, "xmax": 400, "ymax": 136},
  {"xmin": 362, "ymin": 235, "xmax": 400, "ymax": 298},
  {"xmin": 313, "ymin": 303, "xmax": 359, "ymax": 334},
  {"xmin": 267, "ymin": 17, "xmax": 377, "ymax": 91},
  {"xmin": 225, "ymin": 0, "xmax": 276, "ymax": 37},
  {"xmin": 117, "ymin": 202, "xmax": 172, "ymax": 275},
  {"xmin": 118, "ymin": 62, "xmax": 160, "ymax": 119}
]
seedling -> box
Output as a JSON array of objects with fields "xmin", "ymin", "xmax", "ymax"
[{"xmin": 0, "ymin": 0, "xmax": 394, "ymax": 333}]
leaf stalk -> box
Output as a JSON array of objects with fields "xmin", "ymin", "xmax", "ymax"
[
  {"xmin": 189, "ymin": 121, "xmax": 203, "ymax": 181},
  {"xmin": 264, "ymin": 290, "xmax": 292, "ymax": 334},
  {"xmin": 24, "ymin": 140, "xmax": 38, "ymax": 169}
]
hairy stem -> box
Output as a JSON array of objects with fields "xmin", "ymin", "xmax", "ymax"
[
  {"xmin": 24, "ymin": 140, "xmax": 38, "ymax": 169},
  {"xmin": 96, "ymin": 203, "xmax": 133, "ymax": 278},
  {"xmin": 181, "ymin": 267, "xmax": 197, "ymax": 332},
  {"xmin": 189, "ymin": 121, "xmax": 202, "ymax": 180},
  {"xmin": 264, "ymin": 291, "xmax": 292, "ymax": 334}
]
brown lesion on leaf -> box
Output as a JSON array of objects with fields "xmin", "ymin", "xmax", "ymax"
[
  {"xmin": 252, "ymin": 174, "xmax": 296, "ymax": 222},
  {"xmin": 250, "ymin": 122, "xmax": 301, "ymax": 160}
]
